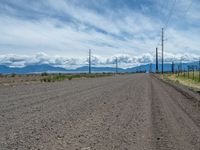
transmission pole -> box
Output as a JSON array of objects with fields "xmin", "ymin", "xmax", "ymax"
[
  {"xmin": 199, "ymin": 58, "xmax": 200, "ymax": 82},
  {"xmin": 156, "ymin": 47, "xmax": 158, "ymax": 73},
  {"xmin": 89, "ymin": 49, "xmax": 91, "ymax": 74},
  {"xmin": 150, "ymin": 63, "xmax": 152, "ymax": 73},
  {"xmin": 115, "ymin": 57, "xmax": 118, "ymax": 74},
  {"xmin": 180, "ymin": 59, "xmax": 182, "ymax": 74},
  {"xmin": 162, "ymin": 28, "xmax": 164, "ymax": 74},
  {"xmin": 172, "ymin": 61, "xmax": 174, "ymax": 74}
]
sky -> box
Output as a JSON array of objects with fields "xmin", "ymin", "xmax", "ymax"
[{"xmin": 0, "ymin": 0, "xmax": 199, "ymax": 68}]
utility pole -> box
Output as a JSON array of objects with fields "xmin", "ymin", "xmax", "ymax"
[
  {"xmin": 150, "ymin": 63, "xmax": 152, "ymax": 73},
  {"xmin": 156, "ymin": 47, "xmax": 158, "ymax": 73},
  {"xmin": 162, "ymin": 28, "xmax": 164, "ymax": 74},
  {"xmin": 115, "ymin": 57, "xmax": 118, "ymax": 74},
  {"xmin": 89, "ymin": 49, "xmax": 91, "ymax": 74},
  {"xmin": 172, "ymin": 61, "xmax": 174, "ymax": 74},
  {"xmin": 180, "ymin": 58, "xmax": 183, "ymax": 74},
  {"xmin": 199, "ymin": 58, "xmax": 200, "ymax": 82}
]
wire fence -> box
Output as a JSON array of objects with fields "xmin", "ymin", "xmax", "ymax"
[
  {"xmin": 172, "ymin": 61, "xmax": 200, "ymax": 82},
  {"xmin": 154, "ymin": 60, "xmax": 200, "ymax": 82}
]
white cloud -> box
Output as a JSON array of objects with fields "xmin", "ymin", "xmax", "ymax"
[
  {"xmin": 0, "ymin": 0, "xmax": 199, "ymax": 60},
  {"xmin": 0, "ymin": 52, "xmax": 198, "ymax": 69}
]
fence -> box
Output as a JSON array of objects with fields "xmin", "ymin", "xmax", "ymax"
[{"xmin": 165, "ymin": 60, "xmax": 200, "ymax": 82}]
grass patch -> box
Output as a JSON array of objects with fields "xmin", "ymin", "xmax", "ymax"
[
  {"xmin": 163, "ymin": 72, "xmax": 200, "ymax": 92},
  {"xmin": 40, "ymin": 74, "xmax": 70, "ymax": 82},
  {"xmin": 41, "ymin": 72, "xmax": 48, "ymax": 76},
  {"xmin": 11, "ymin": 73, "xmax": 16, "ymax": 77},
  {"xmin": 40, "ymin": 73, "xmax": 114, "ymax": 82}
]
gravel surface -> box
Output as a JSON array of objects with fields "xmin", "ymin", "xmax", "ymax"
[{"xmin": 0, "ymin": 74, "xmax": 200, "ymax": 150}]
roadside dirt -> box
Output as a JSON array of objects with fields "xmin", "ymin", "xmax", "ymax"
[{"xmin": 0, "ymin": 74, "xmax": 200, "ymax": 149}]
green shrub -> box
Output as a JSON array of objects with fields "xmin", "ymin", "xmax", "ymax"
[
  {"xmin": 47, "ymin": 78, "xmax": 51, "ymax": 82},
  {"xmin": 40, "ymin": 73, "xmax": 114, "ymax": 83},
  {"xmin": 68, "ymin": 76, "xmax": 73, "ymax": 80},
  {"xmin": 175, "ymin": 79, "xmax": 179, "ymax": 84},
  {"xmin": 41, "ymin": 72, "xmax": 48, "ymax": 76},
  {"xmin": 11, "ymin": 73, "xmax": 16, "ymax": 77}
]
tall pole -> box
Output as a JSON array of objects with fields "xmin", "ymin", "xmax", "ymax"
[
  {"xmin": 180, "ymin": 57, "xmax": 183, "ymax": 74},
  {"xmin": 162, "ymin": 28, "xmax": 164, "ymax": 74},
  {"xmin": 116, "ymin": 57, "xmax": 118, "ymax": 74},
  {"xmin": 89, "ymin": 49, "xmax": 91, "ymax": 74},
  {"xmin": 150, "ymin": 63, "xmax": 152, "ymax": 73},
  {"xmin": 199, "ymin": 58, "xmax": 200, "ymax": 82},
  {"xmin": 156, "ymin": 47, "xmax": 158, "ymax": 73}
]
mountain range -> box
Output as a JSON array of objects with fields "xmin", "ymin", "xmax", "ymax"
[{"xmin": 0, "ymin": 61, "xmax": 199, "ymax": 74}]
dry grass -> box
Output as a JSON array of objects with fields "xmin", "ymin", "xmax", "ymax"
[
  {"xmin": 163, "ymin": 72, "xmax": 200, "ymax": 92},
  {"xmin": 0, "ymin": 73, "xmax": 115, "ymax": 85}
]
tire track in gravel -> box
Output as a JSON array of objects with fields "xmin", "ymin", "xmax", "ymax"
[
  {"xmin": 0, "ymin": 76, "xmax": 132, "ymax": 117},
  {"xmin": 151, "ymin": 76, "xmax": 200, "ymax": 150},
  {"xmin": 157, "ymin": 77, "xmax": 200, "ymax": 127},
  {"xmin": 0, "ymin": 78, "xmax": 107, "ymax": 102},
  {"xmin": 0, "ymin": 75, "xmax": 136, "ymax": 150},
  {"xmin": 0, "ymin": 77, "xmax": 116, "ymax": 110},
  {"xmin": 10, "ymin": 77, "xmax": 129, "ymax": 123},
  {"xmin": 0, "ymin": 83, "xmax": 107, "ymax": 113},
  {"xmin": 41, "ymin": 74, "xmax": 152, "ymax": 150},
  {"xmin": 1, "ymin": 74, "xmax": 200, "ymax": 150}
]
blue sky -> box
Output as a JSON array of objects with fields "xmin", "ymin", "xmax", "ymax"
[{"xmin": 0, "ymin": 0, "xmax": 199, "ymax": 68}]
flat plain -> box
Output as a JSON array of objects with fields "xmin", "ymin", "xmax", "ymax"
[{"xmin": 0, "ymin": 74, "xmax": 200, "ymax": 150}]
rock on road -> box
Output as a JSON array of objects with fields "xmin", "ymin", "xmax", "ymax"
[{"xmin": 0, "ymin": 74, "xmax": 200, "ymax": 150}]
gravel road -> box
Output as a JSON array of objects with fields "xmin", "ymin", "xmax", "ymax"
[{"xmin": 0, "ymin": 74, "xmax": 200, "ymax": 150}]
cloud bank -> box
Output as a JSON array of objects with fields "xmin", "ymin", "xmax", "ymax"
[
  {"xmin": 0, "ymin": 0, "xmax": 199, "ymax": 64},
  {"xmin": 0, "ymin": 52, "xmax": 199, "ymax": 69}
]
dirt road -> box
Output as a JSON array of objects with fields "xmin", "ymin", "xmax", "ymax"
[{"xmin": 0, "ymin": 74, "xmax": 200, "ymax": 150}]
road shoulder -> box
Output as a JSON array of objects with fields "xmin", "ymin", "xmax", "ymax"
[{"xmin": 152, "ymin": 74, "xmax": 200, "ymax": 102}]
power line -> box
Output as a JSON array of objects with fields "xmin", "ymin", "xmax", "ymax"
[
  {"xmin": 182, "ymin": 0, "xmax": 193, "ymax": 18},
  {"xmin": 164, "ymin": 0, "xmax": 177, "ymax": 30},
  {"xmin": 154, "ymin": 0, "xmax": 174, "ymax": 50},
  {"xmin": 153, "ymin": 0, "xmax": 176, "ymax": 74},
  {"xmin": 159, "ymin": 0, "xmax": 193, "ymax": 74},
  {"xmin": 154, "ymin": 0, "xmax": 193, "ymax": 51},
  {"xmin": 162, "ymin": 0, "xmax": 170, "ymax": 10}
]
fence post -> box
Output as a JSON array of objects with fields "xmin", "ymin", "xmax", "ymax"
[
  {"xmin": 193, "ymin": 67, "xmax": 194, "ymax": 80},
  {"xmin": 178, "ymin": 65, "xmax": 179, "ymax": 77},
  {"xmin": 188, "ymin": 66, "xmax": 189, "ymax": 79},
  {"xmin": 184, "ymin": 69, "xmax": 186, "ymax": 78},
  {"xmin": 180, "ymin": 61, "xmax": 182, "ymax": 75}
]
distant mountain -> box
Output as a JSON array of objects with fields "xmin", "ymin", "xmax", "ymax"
[
  {"xmin": 129, "ymin": 61, "xmax": 199, "ymax": 73},
  {"xmin": 0, "ymin": 65, "xmax": 14, "ymax": 74},
  {"xmin": 75, "ymin": 66, "xmax": 124, "ymax": 72},
  {"xmin": 0, "ymin": 61, "xmax": 198, "ymax": 74},
  {"xmin": 0, "ymin": 64, "xmax": 66, "ymax": 74},
  {"xmin": 0, "ymin": 65, "xmax": 126, "ymax": 74}
]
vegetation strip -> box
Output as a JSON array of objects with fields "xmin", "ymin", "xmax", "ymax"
[{"xmin": 40, "ymin": 73, "xmax": 114, "ymax": 82}]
